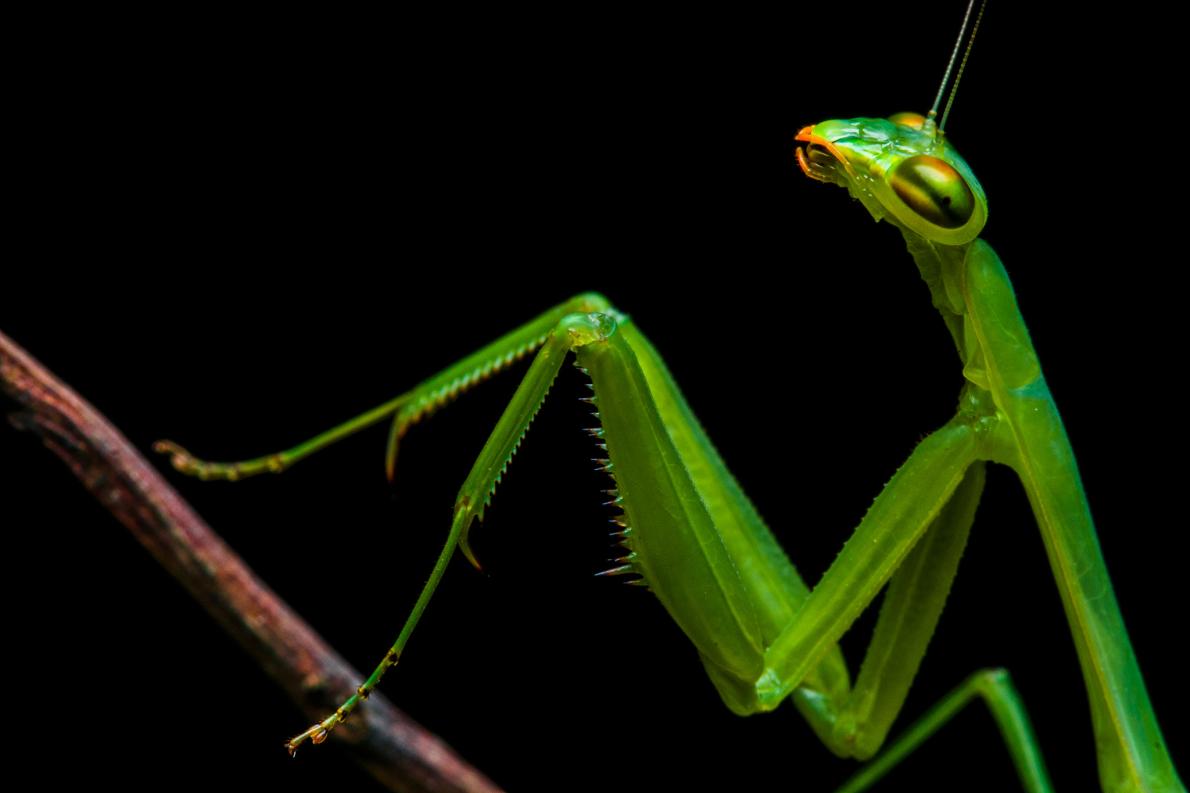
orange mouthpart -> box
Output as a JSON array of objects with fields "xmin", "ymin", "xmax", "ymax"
[{"xmin": 794, "ymin": 125, "xmax": 858, "ymax": 182}]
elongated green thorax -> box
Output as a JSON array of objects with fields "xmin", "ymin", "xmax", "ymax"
[{"xmin": 798, "ymin": 113, "xmax": 1183, "ymax": 793}]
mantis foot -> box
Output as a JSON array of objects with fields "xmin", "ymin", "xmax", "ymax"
[
  {"xmin": 285, "ymin": 720, "xmax": 334, "ymax": 757},
  {"xmin": 153, "ymin": 439, "xmax": 285, "ymax": 480}
]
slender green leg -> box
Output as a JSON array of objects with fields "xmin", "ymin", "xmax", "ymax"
[
  {"xmin": 154, "ymin": 395, "xmax": 407, "ymax": 480},
  {"xmin": 836, "ymin": 668, "xmax": 1051, "ymax": 793},
  {"xmin": 285, "ymin": 310, "xmax": 607, "ymax": 753},
  {"xmin": 764, "ymin": 426, "xmax": 1055, "ymax": 792},
  {"xmin": 790, "ymin": 460, "xmax": 982, "ymax": 754},
  {"xmin": 837, "ymin": 462, "xmax": 990, "ymax": 758},
  {"xmin": 798, "ymin": 461, "xmax": 1052, "ymax": 792},
  {"xmin": 760, "ymin": 418, "xmax": 979, "ymax": 705},
  {"xmin": 155, "ymin": 292, "xmax": 612, "ymax": 480}
]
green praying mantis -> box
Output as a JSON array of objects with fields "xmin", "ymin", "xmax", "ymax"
[{"xmin": 135, "ymin": 5, "xmax": 1185, "ymax": 792}]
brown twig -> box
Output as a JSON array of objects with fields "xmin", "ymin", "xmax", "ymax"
[{"xmin": 0, "ymin": 329, "xmax": 503, "ymax": 793}]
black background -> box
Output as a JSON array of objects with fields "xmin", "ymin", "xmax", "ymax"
[{"xmin": 4, "ymin": 4, "xmax": 1185, "ymax": 792}]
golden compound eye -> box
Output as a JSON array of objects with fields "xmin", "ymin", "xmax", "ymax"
[
  {"xmin": 889, "ymin": 112, "xmax": 928, "ymax": 130},
  {"xmin": 890, "ymin": 154, "xmax": 975, "ymax": 229}
]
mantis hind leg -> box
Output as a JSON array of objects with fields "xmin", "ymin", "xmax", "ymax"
[
  {"xmin": 821, "ymin": 464, "xmax": 1051, "ymax": 792},
  {"xmin": 836, "ymin": 668, "xmax": 1051, "ymax": 793},
  {"xmin": 760, "ymin": 428, "xmax": 1055, "ymax": 791}
]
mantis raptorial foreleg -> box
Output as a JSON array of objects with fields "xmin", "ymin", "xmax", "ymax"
[{"xmin": 160, "ymin": 293, "xmax": 1054, "ymax": 791}]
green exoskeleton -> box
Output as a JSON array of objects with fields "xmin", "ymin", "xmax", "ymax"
[{"xmin": 154, "ymin": 6, "xmax": 1183, "ymax": 792}]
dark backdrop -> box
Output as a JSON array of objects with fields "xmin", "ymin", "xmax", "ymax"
[{"xmin": 5, "ymin": 4, "xmax": 1184, "ymax": 792}]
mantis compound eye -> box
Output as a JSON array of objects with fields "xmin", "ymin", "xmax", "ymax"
[
  {"xmin": 888, "ymin": 111, "xmax": 928, "ymax": 130},
  {"xmin": 889, "ymin": 154, "xmax": 975, "ymax": 229}
]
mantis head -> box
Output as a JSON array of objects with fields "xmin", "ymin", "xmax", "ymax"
[{"xmin": 795, "ymin": 113, "xmax": 988, "ymax": 246}]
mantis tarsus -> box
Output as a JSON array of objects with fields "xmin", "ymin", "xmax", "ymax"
[{"xmin": 4, "ymin": 4, "xmax": 1183, "ymax": 792}]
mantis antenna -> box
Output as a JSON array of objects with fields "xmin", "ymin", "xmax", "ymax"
[{"xmin": 929, "ymin": 0, "xmax": 988, "ymax": 131}]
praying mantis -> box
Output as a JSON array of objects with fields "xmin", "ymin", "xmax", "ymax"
[
  {"xmin": 2, "ymin": 4, "xmax": 1184, "ymax": 792},
  {"xmin": 137, "ymin": 3, "xmax": 1184, "ymax": 791}
]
